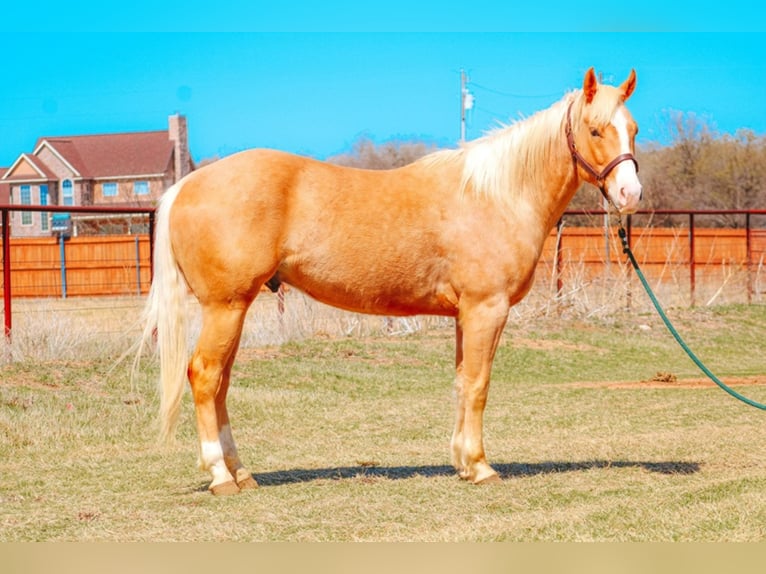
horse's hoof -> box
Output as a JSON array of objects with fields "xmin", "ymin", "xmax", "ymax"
[
  {"xmin": 475, "ymin": 473, "xmax": 502, "ymax": 485},
  {"xmin": 237, "ymin": 475, "xmax": 259, "ymax": 490},
  {"xmin": 235, "ymin": 468, "xmax": 259, "ymax": 490},
  {"xmin": 209, "ymin": 481, "xmax": 241, "ymax": 495}
]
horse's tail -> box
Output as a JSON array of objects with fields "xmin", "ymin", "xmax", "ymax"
[{"xmin": 136, "ymin": 181, "xmax": 189, "ymax": 442}]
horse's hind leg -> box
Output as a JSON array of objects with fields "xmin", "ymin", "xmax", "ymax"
[
  {"xmin": 189, "ymin": 302, "xmax": 251, "ymax": 495},
  {"xmin": 217, "ymin": 345, "xmax": 259, "ymax": 490}
]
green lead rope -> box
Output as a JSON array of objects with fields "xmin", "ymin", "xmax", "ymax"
[{"xmin": 617, "ymin": 225, "xmax": 766, "ymax": 411}]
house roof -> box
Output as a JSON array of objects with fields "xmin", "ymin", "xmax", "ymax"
[
  {"xmin": 24, "ymin": 153, "xmax": 59, "ymax": 180},
  {"xmin": 0, "ymin": 168, "xmax": 9, "ymax": 204},
  {"xmin": 1, "ymin": 153, "xmax": 59, "ymax": 182},
  {"xmin": 35, "ymin": 130, "xmax": 175, "ymax": 179}
]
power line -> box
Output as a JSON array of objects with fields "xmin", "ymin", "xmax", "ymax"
[
  {"xmin": 468, "ymin": 81, "xmax": 562, "ymax": 100},
  {"xmin": 473, "ymin": 106, "xmax": 511, "ymax": 121}
]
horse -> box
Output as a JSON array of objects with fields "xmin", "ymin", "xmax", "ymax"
[{"xmin": 137, "ymin": 67, "xmax": 642, "ymax": 494}]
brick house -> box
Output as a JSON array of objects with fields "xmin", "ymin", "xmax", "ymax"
[{"xmin": 0, "ymin": 114, "xmax": 193, "ymax": 237}]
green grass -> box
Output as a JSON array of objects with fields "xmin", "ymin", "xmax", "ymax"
[{"xmin": 1, "ymin": 303, "xmax": 766, "ymax": 541}]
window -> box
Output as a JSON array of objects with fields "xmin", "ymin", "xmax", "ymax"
[
  {"xmin": 62, "ymin": 179, "xmax": 74, "ymax": 206},
  {"xmin": 103, "ymin": 182, "xmax": 117, "ymax": 197},
  {"xmin": 20, "ymin": 185, "xmax": 32, "ymax": 225},
  {"xmin": 40, "ymin": 184, "xmax": 49, "ymax": 231},
  {"xmin": 133, "ymin": 181, "xmax": 149, "ymax": 196}
]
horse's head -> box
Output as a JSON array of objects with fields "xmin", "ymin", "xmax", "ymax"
[{"xmin": 567, "ymin": 67, "xmax": 642, "ymax": 214}]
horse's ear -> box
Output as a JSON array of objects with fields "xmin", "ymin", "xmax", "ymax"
[
  {"xmin": 583, "ymin": 67, "xmax": 598, "ymax": 104},
  {"xmin": 620, "ymin": 69, "xmax": 637, "ymax": 101}
]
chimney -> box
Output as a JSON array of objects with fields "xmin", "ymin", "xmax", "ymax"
[{"xmin": 168, "ymin": 114, "xmax": 191, "ymax": 182}]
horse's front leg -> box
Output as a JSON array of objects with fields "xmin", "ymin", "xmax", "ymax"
[{"xmin": 451, "ymin": 296, "xmax": 509, "ymax": 484}]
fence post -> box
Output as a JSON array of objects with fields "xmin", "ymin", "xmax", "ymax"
[
  {"xmin": 625, "ymin": 214, "xmax": 633, "ymax": 310},
  {"xmin": 2, "ymin": 208, "xmax": 11, "ymax": 341},
  {"xmin": 59, "ymin": 233, "xmax": 67, "ymax": 299},
  {"xmin": 148, "ymin": 211, "xmax": 155, "ymax": 283},
  {"xmin": 555, "ymin": 218, "xmax": 564, "ymax": 297},
  {"xmin": 689, "ymin": 213, "xmax": 696, "ymax": 306},
  {"xmin": 135, "ymin": 235, "xmax": 141, "ymax": 295},
  {"xmin": 746, "ymin": 212, "xmax": 752, "ymax": 304}
]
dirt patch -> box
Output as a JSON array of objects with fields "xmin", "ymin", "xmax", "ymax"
[
  {"xmin": 570, "ymin": 375, "xmax": 766, "ymax": 390},
  {"xmin": 237, "ymin": 347, "xmax": 285, "ymax": 361},
  {"xmin": 510, "ymin": 337, "xmax": 604, "ymax": 353},
  {"xmin": 0, "ymin": 362, "xmax": 109, "ymax": 396},
  {"xmin": 237, "ymin": 342, "xmax": 430, "ymax": 367}
]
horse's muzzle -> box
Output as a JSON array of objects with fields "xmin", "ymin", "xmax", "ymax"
[{"xmin": 616, "ymin": 182, "xmax": 643, "ymax": 214}]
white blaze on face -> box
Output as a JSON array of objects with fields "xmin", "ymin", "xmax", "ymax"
[{"xmin": 608, "ymin": 107, "xmax": 643, "ymax": 213}]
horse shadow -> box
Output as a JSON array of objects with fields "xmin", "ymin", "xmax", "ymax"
[
  {"xmin": 189, "ymin": 459, "xmax": 700, "ymax": 492},
  {"xmin": 237, "ymin": 459, "xmax": 700, "ymax": 488}
]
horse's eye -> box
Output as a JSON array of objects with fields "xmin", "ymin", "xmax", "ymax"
[{"xmin": 590, "ymin": 128, "xmax": 601, "ymax": 138}]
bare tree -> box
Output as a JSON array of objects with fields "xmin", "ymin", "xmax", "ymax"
[
  {"xmin": 328, "ymin": 136, "xmax": 439, "ymax": 169},
  {"xmin": 630, "ymin": 111, "xmax": 766, "ymax": 227}
]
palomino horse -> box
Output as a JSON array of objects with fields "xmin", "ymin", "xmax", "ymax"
[{"xmin": 139, "ymin": 67, "xmax": 642, "ymax": 494}]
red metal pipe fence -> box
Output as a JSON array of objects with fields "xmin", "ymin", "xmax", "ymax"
[
  {"xmin": 554, "ymin": 208, "xmax": 766, "ymax": 307},
  {"xmin": 2, "ymin": 205, "xmax": 765, "ymax": 343},
  {"xmin": 2, "ymin": 209, "xmax": 10, "ymax": 340}
]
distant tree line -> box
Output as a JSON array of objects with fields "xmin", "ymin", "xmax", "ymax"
[
  {"xmin": 633, "ymin": 112, "xmax": 766, "ymax": 227},
  {"xmin": 326, "ymin": 113, "xmax": 766, "ymax": 228},
  {"xmin": 328, "ymin": 137, "xmax": 439, "ymax": 169}
]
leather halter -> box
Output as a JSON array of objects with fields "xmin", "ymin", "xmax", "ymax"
[{"xmin": 565, "ymin": 102, "xmax": 639, "ymax": 203}]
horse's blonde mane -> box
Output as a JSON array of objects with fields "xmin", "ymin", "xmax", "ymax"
[{"xmin": 418, "ymin": 84, "xmax": 626, "ymax": 203}]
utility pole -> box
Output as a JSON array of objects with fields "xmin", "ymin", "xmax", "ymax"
[{"xmin": 460, "ymin": 69, "xmax": 473, "ymax": 143}]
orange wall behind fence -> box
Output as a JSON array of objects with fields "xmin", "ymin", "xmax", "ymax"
[
  {"xmin": 539, "ymin": 227, "xmax": 766, "ymax": 284},
  {"xmin": 1, "ymin": 228, "xmax": 765, "ymax": 299},
  {"xmin": 1, "ymin": 235, "xmax": 152, "ymax": 298}
]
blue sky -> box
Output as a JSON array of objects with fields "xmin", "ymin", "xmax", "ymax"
[{"xmin": 3, "ymin": 13, "xmax": 766, "ymax": 167}]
